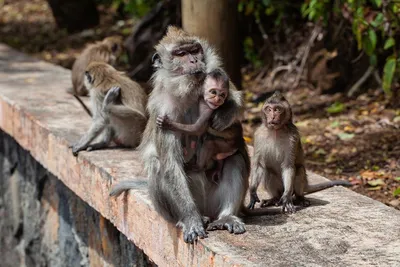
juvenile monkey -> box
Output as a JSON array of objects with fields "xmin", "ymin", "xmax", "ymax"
[
  {"xmin": 248, "ymin": 91, "xmax": 351, "ymax": 213},
  {"xmin": 71, "ymin": 62, "xmax": 147, "ymax": 156},
  {"xmin": 156, "ymin": 68, "xmax": 238, "ymax": 179},
  {"xmin": 70, "ymin": 36, "xmax": 124, "ymax": 96}
]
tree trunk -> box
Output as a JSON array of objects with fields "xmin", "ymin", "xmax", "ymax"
[
  {"xmin": 181, "ymin": 0, "xmax": 242, "ymax": 88},
  {"xmin": 46, "ymin": 0, "xmax": 99, "ymax": 33}
]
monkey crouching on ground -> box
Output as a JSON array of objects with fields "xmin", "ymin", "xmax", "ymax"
[
  {"xmin": 71, "ymin": 62, "xmax": 147, "ymax": 156},
  {"xmin": 70, "ymin": 36, "xmax": 124, "ymax": 96},
  {"xmin": 248, "ymin": 91, "xmax": 351, "ymax": 213}
]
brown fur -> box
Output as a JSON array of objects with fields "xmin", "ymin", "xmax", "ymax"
[
  {"xmin": 70, "ymin": 36, "xmax": 124, "ymax": 96},
  {"xmin": 71, "ymin": 62, "xmax": 147, "ymax": 156}
]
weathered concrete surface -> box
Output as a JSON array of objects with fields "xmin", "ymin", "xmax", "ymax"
[
  {"xmin": 0, "ymin": 43, "xmax": 400, "ymax": 266},
  {"xmin": 0, "ymin": 132, "xmax": 153, "ymax": 267}
]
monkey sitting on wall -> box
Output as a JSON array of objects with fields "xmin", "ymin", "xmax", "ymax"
[
  {"xmin": 70, "ymin": 36, "xmax": 124, "ymax": 96},
  {"xmin": 248, "ymin": 91, "xmax": 351, "ymax": 213},
  {"xmin": 156, "ymin": 68, "xmax": 239, "ymax": 180},
  {"xmin": 71, "ymin": 62, "xmax": 147, "ymax": 156}
]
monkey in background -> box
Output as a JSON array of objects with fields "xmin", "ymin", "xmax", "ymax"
[
  {"xmin": 71, "ymin": 62, "xmax": 147, "ymax": 156},
  {"xmin": 156, "ymin": 68, "xmax": 239, "ymax": 181},
  {"xmin": 248, "ymin": 91, "xmax": 351, "ymax": 213},
  {"xmin": 70, "ymin": 36, "xmax": 124, "ymax": 96}
]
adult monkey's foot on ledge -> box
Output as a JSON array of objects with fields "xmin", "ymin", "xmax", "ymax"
[
  {"xmin": 206, "ymin": 215, "xmax": 246, "ymax": 234},
  {"xmin": 177, "ymin": 217, "xmax": 208, "ymax": 244}
]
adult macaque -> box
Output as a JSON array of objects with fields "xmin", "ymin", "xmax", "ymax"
[
  {"xmin": 248, "ymin": 91, "xmax": 351, "ymax": 212},
  {"xmin": 110, "ymin": 26, "xmax": 278, "ymax": 244},
  {"xmin": 156, "ymin": 68, "xmax": 237, "ymax": 180},
  {"xmin": 71, "ymin": 62, "xmax": 147, "ymax": 156},
  {"xmin": 70, "ymin": 36, "xmax": 124, "ymax": 96}
]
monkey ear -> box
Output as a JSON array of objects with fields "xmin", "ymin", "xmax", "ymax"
[{"xmin": 152, "ymin": 53, "xmax": 162, "ymax": 68}]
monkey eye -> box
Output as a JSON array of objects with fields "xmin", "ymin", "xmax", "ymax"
[
  {"xmin": 267, "ymin": 107, "xmax": 272, "ymax": 112},
  {"xmin": 175, "ymin": 51, "xmax": 186, "ymax": 56},
  {"xmin": 191, "ymin": 48, "xmax": 199, "ymax": 54},
  {"xmin": 210, "ymin": 89, "xmax": 217, "ymax": 95},
  {"xmin": 220, "ymin": 93, "xmax": 226, "ymax": 99},
  {"xmin": 275, "ymin": 107, "xmax": 283, "ymax": 113}
]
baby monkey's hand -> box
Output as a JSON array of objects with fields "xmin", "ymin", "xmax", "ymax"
[{"xmin": 156, "ymin": 115, "xmax": 173, "ymax": 130}]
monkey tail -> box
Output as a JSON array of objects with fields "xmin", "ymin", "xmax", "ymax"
[
  {"xmin": 305, "ymin": 180, "xmax": 352, "ymax": 194},
  {"xmin": 73, "ymin": 94, "xmax": 92, "ymax": 117},
  {"xmin": 109, "ymin": 180, "xmax": 138, "ymax": 197},
  {"xmin": 241, "ymin": 206, "xmax": 282, "ymax": 217}
]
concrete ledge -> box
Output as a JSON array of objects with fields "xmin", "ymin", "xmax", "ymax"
[{"xmin": 1, "ymin": 43, "xmax": 400, "ymax": 266}]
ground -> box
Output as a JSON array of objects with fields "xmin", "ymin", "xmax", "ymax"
[{"xmin": 0, "ymin": 0, "xmax": 399, "ymax": 209}]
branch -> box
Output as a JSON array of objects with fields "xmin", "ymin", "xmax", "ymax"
[
  {"xmin": 347, "ymin": 66, "xmax": 375, "ymax": 97},
  {"xmin": 292, "ymin": 24, "xmax": 322, "ymax": 88}
]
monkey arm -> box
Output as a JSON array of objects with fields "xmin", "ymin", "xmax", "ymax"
[{"xmin": 157, "ymin": 107, "xmax": 213, "ymax": 136}]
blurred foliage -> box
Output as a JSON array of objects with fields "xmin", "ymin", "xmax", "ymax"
[
  {"xmin": 239, "ymin": 0, "xmax": 400, "ymax": 96},
  {"xmin": 96, "ymin": 0, "xmax": 158, "ymax": 17}
]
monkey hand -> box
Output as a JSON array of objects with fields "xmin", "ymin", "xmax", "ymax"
[
  {"xmin": 156, "ymin": 115, "xmax": 172, "ymax": 130},
  {"xmin": 278, "ymin": 195, "xmax": 296, "ymax": 214},
  {"xmin": 247, "ymin": 192, "xmax": 260, "ymax": 210},
  {"xmin": 102, "ymin": 86, "xmax": 121, "ymax": 111},
  {"xmin": 71, "ymin": 143, "xmax": 86, "ymax": 157}
]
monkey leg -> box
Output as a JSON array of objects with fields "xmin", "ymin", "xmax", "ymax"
[
  {"xmin": 86, "ymin": 127, "xmax": 114, "ymax": 152},
  {"xmin": 71, "ymin": 118, "xmax": 106, "ymax": 156},
  {"xmin": 150, "ymin": 166, "xmax": 207, "ymax": 244},
  {"xmin": 293, "ymin": 165, "xmax": 311, "ymax": 207},
  {"xmin": 206, "ymin": 154, "xmax": 247, "ymax": 234},
  {"xmin": 279, "ymin": 167, "xmax": 296, "ymax": 213}
]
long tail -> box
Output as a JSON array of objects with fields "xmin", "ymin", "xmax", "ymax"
[
  {"xmin": 109, "ymin": 180, "xmax": 139, "ymax": 197},
  {"xmin": 241, "ymin": 206, "xmax": 283, "ymax": 216},
  {"xmin": 73, "ymin": 94, "xmax": 92, "ymax": 117},
  {"xmin": 305, "ymin": 180, "xmax": 352, "ymax": 194}
]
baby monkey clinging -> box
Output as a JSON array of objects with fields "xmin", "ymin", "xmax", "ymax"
[
  {"xmin": 157, "ymin": 69, "xmax": 239, "ymax": 180},
  {"xmin": 248, "ymin": 91, "xmax": 351, "ymax": 213}
]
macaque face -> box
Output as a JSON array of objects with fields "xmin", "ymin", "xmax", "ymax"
[
  {"xmin": 263, "ymin": 104, "xmax": 286, "ymax": 130},
  {"xmin": 171, "ymin": 42, "xmax": 205, "ymax": 75},
  {"xmin": 204, "ymin": 77, "xmax": 228, "ymax": 110}
]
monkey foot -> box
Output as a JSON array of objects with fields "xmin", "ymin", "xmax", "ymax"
[
  {"xmin": 202, "ymin": 216, "xmax": 211, "ymax": 226},
  {"xmin": 260, "ymin": 197, "xmax": 280, "ymax": 208},
  {"xmin": 177, "ymin": 219, "xmax": 208, "ymax": 244},
  {"xmin": 206, "ymin": 216, "xmax": 246, "ymax": 234},
  {"xmin": 71, "ymin": 144, "xmax": 87, "ymax": 157}
]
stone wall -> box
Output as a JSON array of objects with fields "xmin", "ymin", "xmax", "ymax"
[{"xmin": 0, "ymin": 130, "xmax": 154, "ymax": 267}]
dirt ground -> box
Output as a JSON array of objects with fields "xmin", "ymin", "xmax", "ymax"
[{"xmin": 1, "ymin": 0, "xmax": 399, "ymax": 209}]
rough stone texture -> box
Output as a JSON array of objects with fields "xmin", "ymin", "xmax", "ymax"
[
  {"xmin": 0, "ymin": 43, "xmax": 400, "ymax": 266},
  {"xmin": 0, "ymin": 131, "xmax": 153, "ymax": 267}
]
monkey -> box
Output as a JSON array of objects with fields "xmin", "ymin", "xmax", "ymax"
[
  {"xmin": 156, "ymin": 68, "xmax": 238, "ymax": 180},
  {"xmin": 70, "ymin": 35, "xmax": 124, "ymax": 96},
  {"xmin": 71, "ymin": 62, "xmax": 147, "ymax": 156},
  {"xmin": 247, "ymin": 91, "xmax": 352, "ymax": 213},
  {"xmin": 109, "ymin": 26, "xmax": 280, "ymax": 244}
]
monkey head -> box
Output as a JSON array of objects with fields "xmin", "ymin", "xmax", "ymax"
[
  {"xmin": 84, "ymin": 62, "xmax": 118, "ymax": 93},
  {"xmin": 153, "ymin": 26, "xmax": 207, "ymax": 76},
  {"xmin": 203, "ymin": 69, "xmax": 229, "ymax": 109},
  {"xmin": 102, "ymin": 35, "xmax": 124, "ymax": 62},
  {"xmin": 262, "ymin": 90, "xmax": 292, "ymax": 130}
]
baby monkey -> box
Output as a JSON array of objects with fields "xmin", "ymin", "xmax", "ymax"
[
  {"xmin": 248, "ymin": 91, "xmax": 351, "ymax": 213},
  {"xmin": 157, "ymin": 69, "xmax": 238, "ymax": 180}
]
